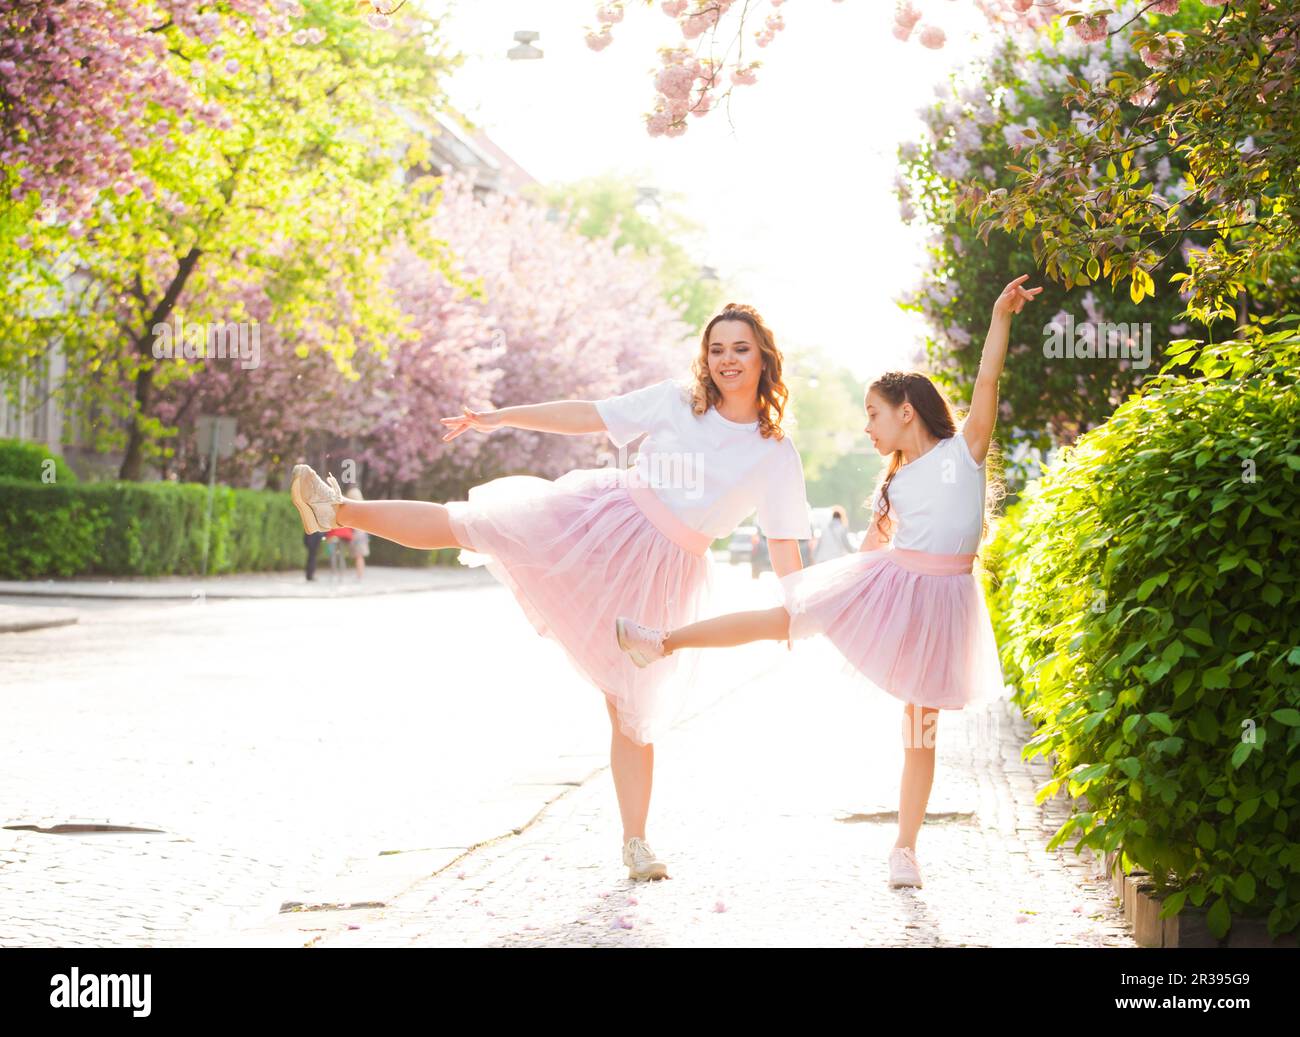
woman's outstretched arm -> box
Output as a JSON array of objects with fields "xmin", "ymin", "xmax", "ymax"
[
  {"xmin": 440, "ymin": 400, "xmax": 605, "ymax": 441},
  {"xmin": 962, "ymin": 274, "xmax": 1042, "ymax": 465}
]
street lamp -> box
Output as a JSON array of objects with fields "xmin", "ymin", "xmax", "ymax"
[{"xmin": 508, "ymin": 30, "xmax": 543, "ymax": 60}]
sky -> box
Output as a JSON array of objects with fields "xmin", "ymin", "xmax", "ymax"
[{"xmin": 434, "ymin": 0, "xmax": 1001, "ymax": 382}]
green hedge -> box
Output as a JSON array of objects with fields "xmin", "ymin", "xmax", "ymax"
[
  {"xmin": 0, "ymin": 438, "xmax": 76, "ymax": 484},
  {"xmin": 985, "ymin": 317, "xmax": 1300, "ymax": 940},
  {"xmin": 366, "ymin": 537, "xmax": 462, "ymax": 568},
  {"xmin": 0, "ymin": 478, "xmax": 305, "ymax": 578}
]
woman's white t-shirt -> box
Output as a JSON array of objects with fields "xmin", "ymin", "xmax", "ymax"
[
  {"xmin": 595, "ymin": 378, "xmax": 811, "ymax": 541},
  {"xmin": 870, "ymin": 431, "xmax": 986, "ymax": 555}
]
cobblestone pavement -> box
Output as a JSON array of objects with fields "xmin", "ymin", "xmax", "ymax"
[
  {"xmin": 0, "ymin": 563, "xmax": 484, "ymax": 600},
  {"xmin": 231, "ymin": 642, "xmax": 1135, "ymax": 948},
  {"xmin": 2, "ymin": 562, "xmax": 1134, "ymax": 948},
  {"xmin": 0, "ymin": 566, "xmax": 802, "ymax": 947}
]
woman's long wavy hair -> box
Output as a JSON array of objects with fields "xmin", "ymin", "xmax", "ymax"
[
  {"xmin": 689, "ymin": 303, "xmax": 789, "ymax": 440},
  {"xmin": 868, "ymin": 371, "xmax": 1004, "ymax": 554}
]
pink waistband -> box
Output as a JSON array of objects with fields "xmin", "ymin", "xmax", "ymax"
[
  {"xmin": 885, "ymin": 548, "xmax": 976, "ymax": 575},
  {"xmin": 626, "ymin": 486, "xmax": 712, "ymax": 557}
]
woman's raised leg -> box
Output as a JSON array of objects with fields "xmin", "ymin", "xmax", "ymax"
[
  {"xmin": 335, "ymin": 500, "xmax": 464, "ymax": 551},
  {"xmin": 661, "ymin": 606, "xmax": 789, "ymax": 653}
]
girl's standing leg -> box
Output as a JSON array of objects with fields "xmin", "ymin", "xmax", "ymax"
[
  {"xmin": 335, "ymin": 500, "xmax": 464, "ymax": 551},
  {"xmin": 604, "ymin": 696, "xmax": 653, "ymax": 841},
  {"xmin": 896, "ymin": 702, "xmax": 940, "ymax": 850}
]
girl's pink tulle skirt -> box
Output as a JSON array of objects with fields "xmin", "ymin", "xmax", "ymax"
[
  {"xmin": 779, "ymin": 547, "xmax": 1006, "ymax": 709},
  {"xmin": 445, "ymin": 467, "xmax": 715, "ymax": 746}
]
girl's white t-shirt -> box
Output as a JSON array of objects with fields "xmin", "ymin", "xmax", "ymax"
[
  {"xmin": 595, "ymin": 378, "xmax": 811, "ymax": 541},
  {"xmin": 870, "ymin": 431, "xmax": 986, "ymax": 555}
]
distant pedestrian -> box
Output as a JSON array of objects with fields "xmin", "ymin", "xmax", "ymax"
[
  {"xmin": 813, "ymin": 506, "xmax": 852, "ymax": 563},
  {"xmin": 303, "ymin": 530, "xmax": 324, "ymax": 581},
  {"xmin": 344, "ymin": 487, "xmax": 370, "ymax": 580}
]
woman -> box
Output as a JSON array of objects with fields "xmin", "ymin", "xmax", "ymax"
[
  {"xmin": 813, "ymin": 506, "xmax": 853, "ymax": 563},
  {"xmin": 290, "ymin": 303, "xmax": 811, "ymax": 881},
  {"xmin": 616, "ymin": 275, "xmax": 1039, "ymax": 888}
]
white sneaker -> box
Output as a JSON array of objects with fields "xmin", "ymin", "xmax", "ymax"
[
  {"xmin": 290, "ymin": 464, "xmax": 343, "ymax": 535},
  {"xmin": 616, "ymin": 616, "xmax": 669, "ymax": 668},
  {"xmin": 889, "ymin": 845, "xmax": 923, "ymax": 888},
  {"xmin": 622, "ymin": 836, "xmax": 669, "ymax": 881}
]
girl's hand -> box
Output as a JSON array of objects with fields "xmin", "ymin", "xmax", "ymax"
[
  {"xmin": 992, "ymin": 274, "xmax": 1042, "ymax": 319},
  {"xmin": 440, "ymin": 406, "xmax": 507, "ymax": 442}
]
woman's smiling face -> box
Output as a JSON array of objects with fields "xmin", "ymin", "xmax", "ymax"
[{"xmin": 707, "ymin": 319, "xmax": 762, "ymax": 399}]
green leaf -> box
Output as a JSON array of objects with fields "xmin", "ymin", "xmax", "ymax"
[
  {"xmin": 1146, "ymin": 711, "xmax": 1174, "ymax": 734},
  {"xmin": 1232, "ymin": 873, "xmax": 1257, "ymax": 904},
  {"xmin": 1136, "ymin": 573, "xmax": 1168, "ymax": 601},
  {"xmin": 1206, "ymin": 896, "xmax": 1231, "ymax": 938},
  {"xmin": 1202, "ymin": 667, "xmax": 1232, "ymax": 690},
  {"xmin": 1271, "ymin": 708, "xmax": 1300, "ymax": 727},
  {"xmin": 1158, "ymin": 890, "xmax": 1187, "ymax": 918}
]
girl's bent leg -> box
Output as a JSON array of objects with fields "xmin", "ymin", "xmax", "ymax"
[
  {"xmin": 605, "ymin": 696, "xmax": 653, "ymax": 842},
  {"xmin": 896, "ymin": 702, "xmax": 939, "ymax": 850},
  {"xmin": 335, "ymin": 500, "xmax": 464, "ymax": 552},
  {"xmin": 662, "ymin": 606, "xmax": 790, "ymax": 653}
]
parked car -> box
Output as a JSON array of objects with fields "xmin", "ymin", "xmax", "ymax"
[{"xmin": 728, "ymin": 525, "xmax": 758, "ymax": 565}]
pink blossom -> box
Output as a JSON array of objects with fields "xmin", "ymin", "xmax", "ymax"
[
  {"xmin": 1072, "ymin": 14, "xmax": 1109, "ymax": 44},
  {"xmin": 919, "ymin": 25, "xmax": 947, "ymax": 50}
]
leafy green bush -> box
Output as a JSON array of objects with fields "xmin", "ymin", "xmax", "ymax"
[
  {"xmin": 985, "ymin": 316, "xmax": 1300, "ymax": 940},
  {"xmin": 0, "ymin": 438, "xmax": 76, "ymax": 484},
  {"xmin": 0, "ymin": 479, "xmax": 303, "ymax": 578}
]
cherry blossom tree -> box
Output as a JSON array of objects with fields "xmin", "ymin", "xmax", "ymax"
[
  {"xmin": 2, "ymin": 0, "xmax": 461, "ymax": 479},
  {"xmin": 1, "ymin": 1, "xmax": 291, "ymax": 230},
  {"xmin": 151, "ymin": 175, "xmax": 692, "ymax": 501},
  {"xmin": 573, "ymin": 1, "xmax": 1236, "ymax": 138}
]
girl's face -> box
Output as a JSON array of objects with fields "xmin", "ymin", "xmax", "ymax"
[
  {"xmin": 864, "ymin": 388, "xmax": 909, "ymax": 455},
  {"xmin": 707, "ymin": 319, "xmax": 763, "ymax": 400}
]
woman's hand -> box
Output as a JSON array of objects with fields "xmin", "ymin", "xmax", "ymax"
[
  {"xmin": 992, "ymin": 274, "xmax": 1042, "ymax": 320},
  {"xmin": 440, "ymin": 406, "xmax": 507, "ymax": 442}
]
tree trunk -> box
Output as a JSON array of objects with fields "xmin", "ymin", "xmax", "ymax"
[{"xmin": 118, "ymin": 245, "xmax": 204, "ymax": 480}]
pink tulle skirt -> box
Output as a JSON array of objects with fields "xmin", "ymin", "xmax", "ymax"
[
  {"xmin": 779, "ymin": 547, "xmax": 1006, "ymax": 709},
  {"xmin": 445, "ymin": 467, "xmax": 716, "ymax": 746}
]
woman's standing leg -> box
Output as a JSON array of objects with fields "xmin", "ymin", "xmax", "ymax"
[
  {"xmin": 604, "ymin": 696, "xmax": 669, "ymax": 880},
  {"xmin": 335, "ymin": 500, "xmax": 464, "ymax": 551},
  {"xmin": 605, "ymin": 696, "xmax": 653, "ymax": 841},
  {"xmin": 896, "ymin": 702, "xmax": 940, "ymax": 850}
]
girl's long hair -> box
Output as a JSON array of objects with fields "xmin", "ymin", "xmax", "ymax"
[
  {"xmin": 689, "ymin": 303, "xmax": 789, "ymax": 440},
  {"xmin": 868, "ymin": 371, "xmax": 1004, "ymax": 552}
]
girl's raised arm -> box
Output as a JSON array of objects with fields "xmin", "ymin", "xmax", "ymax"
[
  {"xmin": 962, "ymin": 274, "xmax": 1042, "ymax": 466},
  {"xmin": 440, "ymin": 400, "xmax": 605, "ymax": 442}
]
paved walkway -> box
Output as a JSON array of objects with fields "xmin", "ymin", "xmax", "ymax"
[
  {"xmin": 215, "ymin": 641, "xmax": 1134, "ymax": 949},
  {"xmin": 1, "ymin": 563, "xmax": 1135, "ymax": 947},
  {"xmin": 0, "ymin": 564, "xmax": 488, "ymax": 602}
]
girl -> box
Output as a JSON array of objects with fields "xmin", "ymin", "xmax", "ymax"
[
  {"xmin": 289, "ymin": 303, "xmax": 811, "ymax": 881},
  {"xmin": 615, "ymin": 275, "xmax": 1042, "ymax": 889}
]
